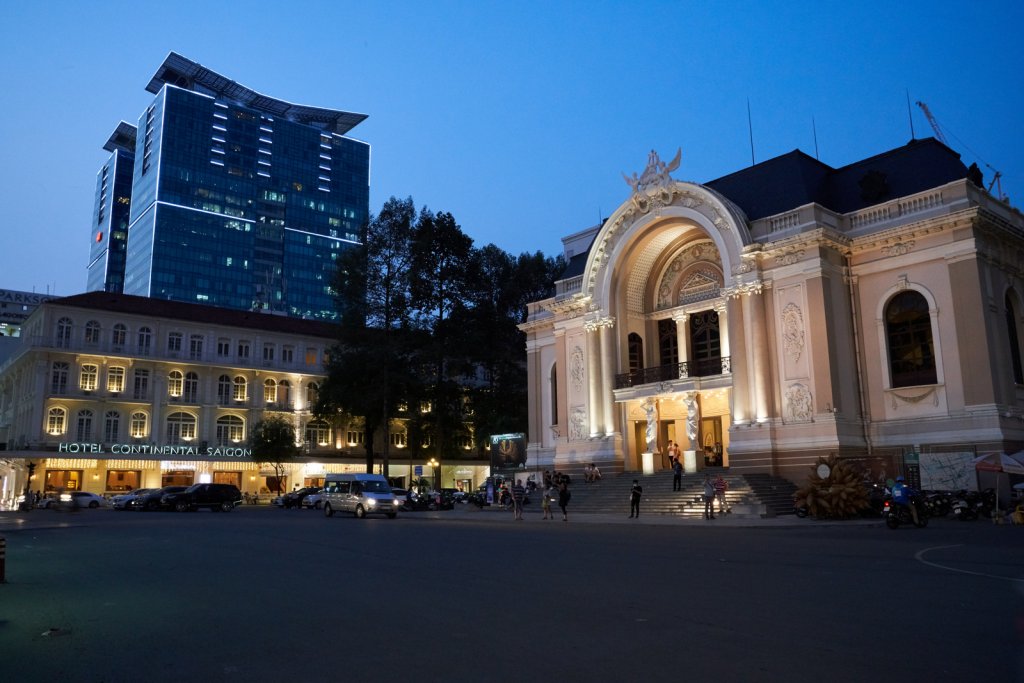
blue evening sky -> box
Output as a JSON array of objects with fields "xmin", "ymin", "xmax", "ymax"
[{"xmin": 1, "ymin": 0, "xmax": 1021, "ymax": 296}]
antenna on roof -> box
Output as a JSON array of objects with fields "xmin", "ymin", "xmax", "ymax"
[
  {"xmin": 812, "ymin": 117, "xmax": 819, "ymax": 160},
  {"xmin": 747, "ymin": 99, "xmax": 756, "ymax": 166},
  {"xmin": 905, "ymin": 89, "xmax": 916, "ymax": 140}
]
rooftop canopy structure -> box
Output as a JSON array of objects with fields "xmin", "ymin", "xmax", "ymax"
[
  {"xmin": 146, "ymin": 51, "xmax": 368, "ymax": 135},
  {"xmin": 102, "ymin": 121, "xmax": 137, "ymax": 154}
]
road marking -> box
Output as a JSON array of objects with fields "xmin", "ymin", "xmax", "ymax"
[{"xmin": 915, "ymin": 544, "xmax": 1024, "ymax": 583}]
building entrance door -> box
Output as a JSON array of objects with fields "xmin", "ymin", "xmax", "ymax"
[{"xmin": 700, "ymin": 416, "xmax": 724, "ymax": 466}]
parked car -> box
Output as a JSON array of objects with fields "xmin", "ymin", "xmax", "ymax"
[
  {"xmin": 162, "ymin": 483, "xmax": 242, "ymax": 512},
  {"xmin": 112, "ymin": 488, "xmax": 155, "ymax": 510},
  {"xmin": 278, "ymin": 486, "xmax": 321, "ymax": 509},
  {"xmin": 301, "ymin": 490, "xmax": 324, "ymax": 509},
  {"xmin": 41, "ymin": 491, "xmax": 109, "ymax": 509},
  {"xmin": 130, "ymin": 486, "xmax": 189, "ymax": 511}
]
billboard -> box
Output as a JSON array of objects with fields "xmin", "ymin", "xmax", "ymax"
[{"xmin": 489, "ymin": 433, "xmax": 526, "ymax": 470}]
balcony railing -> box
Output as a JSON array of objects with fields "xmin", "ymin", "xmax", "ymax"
[{"xmin": 614, "ymin": 356, "xmax": 731, "ymax": 389}]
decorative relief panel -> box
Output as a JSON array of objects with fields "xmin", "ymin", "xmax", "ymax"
[
  {"xmin": 781, "ymin": 303, "xmax": 805, "ymax": 363},
  {"xmin": 785, "ymin": 383, "xmax": 813, "ymax": 422},
  {"xmin": 656, "ymin": 241, "xmax": 723, "ymax": 310},
  {"xmin": 570, "ymin": 346, "xmax": 585, "ymax": 393},
  {"xmin": 569, "ymin": 406, "xmax": 588, "ymax": 440}
]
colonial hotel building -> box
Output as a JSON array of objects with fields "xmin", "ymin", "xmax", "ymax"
[
  {"xmin": 0, "ymin": 293, "xmax": 452, "ymax": 507},
  {"xmin": 522, "ymin": 140, "xmax": 1024, "ymax": 484}
]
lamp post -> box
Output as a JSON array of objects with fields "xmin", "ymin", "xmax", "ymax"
[{"xmin": 428, "ymin": 457, "xmax": 439, "ymax": 492}]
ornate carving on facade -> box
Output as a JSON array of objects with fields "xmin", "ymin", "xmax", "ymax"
[
  {"xmin": 881, "ymin": 241, "xmax": 915, "ymax": 257},
  {"xmin": 776, "ymin": 249, "xmax": 805, "ymax": 266},
  {"xmin": 781, "ymin": 303, "xmax": 805, "ymax": 363},
  {"xmin": 583, "ymin": 316, "xmax": 615, "ymax": 332},
  {"xmin": 724, "ymin": 279, "xmax": 772, "ymax": 299},
  {"xmin": 570, "ymin": 346, "xmax": 585, "ymax": 392},
  {"xmin": 889, "ymin": 386, "xmax": 939, "ymax": 409},
  {"xmin": 655, "ymin": 241, "xmax": 722, "ymax": 309},
  {"xmin": 785, "ymin": 383, "xmax": 813, "ymax": 422},
  {"xmin": 623, "ymin": 148, "xmax": 681, "ymax": 197},
  {"xmin": 569, "ymin": 406, "xmax": 588, "ymax": 440},
  {"xmin": 543, "ymin": 295, "xmax": 591, "ymax": 318}
]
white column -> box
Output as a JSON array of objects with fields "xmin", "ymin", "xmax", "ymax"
[
  {"xmin": 747, "ymin": 285, "xmax": 771, "ymax": 421},
  {"xmin": 716, "ymin": 302, "xmax": 730, "ymax": 373},
  {"xmin": 673, "ymin": 313, "xmax": 689, "ymax": 377},
  {"xmin": 599, "ymin": 319, "xmax": 616, "ymax": 435},
  {"xmin": 586, "ymin": 323, "xmax": 602, "ymax": 437}
]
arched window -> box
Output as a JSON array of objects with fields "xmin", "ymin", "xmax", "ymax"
[
  {"xmin": 76, "ymin": 409, "xmax": 94, "ymax": 441},
  {"xmin": 84, "ymin": 320, "xmax": 101, "ymax": 345},
  {"xmin": 107, "ymin": 366, "xmax": 125, "ymax": 393},
  {"xmin": 47, "ymin": 407, "xmax": 67, "ymax": 435},
  {"xmin": 549, "ymin": 363, "xmax": 559, "ymax": 426},
  {"xmin": 1006, "ymin": 293, "xmax": 1023, "ymax": 384},
  {"xmin": 56, "ymin": 317, "xmax": 73, "ymax": 348},
  {"xmin": 166, "ymin": 412, "xmax": 197, "ymax": 444},
  {"xmin": 264, "ymin": 378, "xmax": 278, "ymax": 403},
  {"xmin": 137, "ymin": 326, "xmax": 152, "ymax": 355},
  {"xmin": 167, "ymin": 332, "xmax": 183, "ymax": 354},
  {"xmin": 51, "ymin": 361, "xmax": 69, "ymax": 394},
  {"xmin": 168, "ymin": 370, "xmax": 183, "ymax": 397},
  {"xmin": 278, "ymin": 380, "xmax": 291, "ymax": 407},
  {"xmin": 305, "ymin": 419, "xmax": 330, "ymax": 446},
  {"xmin": 112, "ymin": 323, "xmax": 127, "ymax": 349},
  {"xmin": 104, "ymin": 410, "xmax": 120, "ymax": 442},
  {"xmin": 233, "ymin": 376, "xmax": 247, "ymax": 402},
  {"xmin": 885, "ymin": 290, "xmax": 937, "ymax": 388},
  {"xmin": 130, "ymin": 411, "xmax": 148, "ymax": 438},
  {"xmin": 189, "ymin": 334, "xmax": 204, "ymax": 360},
  {"xmin": 80, "ymin": 364, "xmax": 99, "ymax": 391},
  {"xmin": 628, "ymin": 333, "xmax": 644, "ymax": 374},
  {"xmin": 216, "ymin": 415, "xmax": 245, "ymax": 445},
  {"xmin": 306, "ymin": 381, "xmax": 319, "ymax": 406},
  {"xmin": 183, "ymin": 372, "xmax": 199, "ymax": 402},
  {"xmin": 217, "ymin": 375, "xmax": 232, "ymax": 405}
]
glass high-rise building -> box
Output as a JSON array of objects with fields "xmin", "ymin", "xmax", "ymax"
[
  {"xmin": 87, "ymin": 121, "xmax": 137, "ymax": 294},
  {"xmin": 91, "ymin": 52, "xmax": 370, "ymax": 320}
]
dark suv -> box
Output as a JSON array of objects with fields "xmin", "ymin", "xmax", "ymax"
[{"xmin": 162, "ymin": 483, "xmax": 242, "ymax": 512}]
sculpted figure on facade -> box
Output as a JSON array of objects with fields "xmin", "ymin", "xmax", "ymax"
[
  {"xmin": 569, "ymin": 407, "xmax": 588, "ymax": 440},
  {"xmin": 682, "ymin": 391, "xmax": 700, "ymax": 448},
  {"xmin": 642, "ymin": 398, "xmax": 658, "ymax": 452},
  {"xmin": 785, "ymin": 383, "xmax": 813, "ymax": 422}
]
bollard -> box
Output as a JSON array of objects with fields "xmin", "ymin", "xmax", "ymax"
[{"xmin": 0, "ymin": 536, "xmax": 6, "ymax": 583}]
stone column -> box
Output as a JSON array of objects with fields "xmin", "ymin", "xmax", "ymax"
[
  {"xmin": 715, "ymin": 302, "xmax": 730, "ymax": 372},
  {"xmin": 746, "ymin": 283, "xmax": 772, "ymax": 421},
  {"xmin": 525, "ymin": 340, "xmax": 543, "ymax": 445},
  {"xmin": 673, "ymin": 313, "xmax": 689, "ymax": 377},
  {"xmin": 599, "ymin": 319, "xmax": 616, "ymax": 435},
  {"xmin": 585, "ymin": 322, "xmax": 603, "ymax": 437}
]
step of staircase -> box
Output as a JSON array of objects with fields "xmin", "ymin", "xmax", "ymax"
[{"xmin": 543, "ymin": 470, "xmax": 798, "ymax": 518}]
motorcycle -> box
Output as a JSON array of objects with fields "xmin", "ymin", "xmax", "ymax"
[
  {"xmin": 951, "ymin": 489, "xmax": 996, "ymax": 521},
  {"xmin": 883, "ymin": 498, "xmax": 928, "ymax": 529}
]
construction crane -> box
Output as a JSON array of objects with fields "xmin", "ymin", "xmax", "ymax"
[{"xmin": 916, "ymin": 100, "xmax": 1007, "ymax": 202}]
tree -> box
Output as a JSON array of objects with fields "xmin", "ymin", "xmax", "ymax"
[
  {"xmin": 249, "ymin": 416, "xmax": 300, "ymax": 495},
  {"xmin": 318, "ymin": 196, "xmax": 419, "ymax": 473}
]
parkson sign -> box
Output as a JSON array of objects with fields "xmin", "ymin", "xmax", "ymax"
[{"xmin": 58, "ymin": 442, "xmax": 253, "ymax": 458}]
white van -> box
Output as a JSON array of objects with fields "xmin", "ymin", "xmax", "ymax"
[{"xmin": 322, "ymin": 473, "xmax": 399, "ymax": 519}]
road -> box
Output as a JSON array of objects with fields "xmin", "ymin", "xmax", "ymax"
[{"xmin": 1, "ymin": 506, "xmax": 1021, "ymax": 682}]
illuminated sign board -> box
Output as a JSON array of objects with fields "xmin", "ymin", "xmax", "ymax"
[{"xmin": 58, "ymin": 442, "xmax": 252, "ymax": 459}]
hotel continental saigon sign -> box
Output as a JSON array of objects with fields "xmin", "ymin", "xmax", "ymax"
[{"xmin": 58, "ymin": 442, "xmax": 253, "ymax": 460}]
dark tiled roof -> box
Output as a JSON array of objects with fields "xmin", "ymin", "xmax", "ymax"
[
  {"xmin": 48, "ymin": 292, "xmax": 339, "ymax": 339},
  {"xmin": 706, "ymin": 137, "xmax": 968, "ymax": 220}
]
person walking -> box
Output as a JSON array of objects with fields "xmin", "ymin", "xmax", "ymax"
[
  {"xmin": 672, "ymin": 456, "xmax": 683, "ymax": 491},
  {"xmin": 703, "ymin": 474, "xmax": 716, "ymax": 520},
  {"xmin": 558, "ymin": 479, "xmax": 571, "ymax": 521},
  {"xmin": 629, "ymin": 479, "xmax": 643, "ymax": 518},
  {"xmin": 541, "ymin": 484, "xmax": 554, "ymax": 519},
  {"xmin": 713, "ymin": 474, "xmax": 729, "ymax": 515},
  {"xmin": 511, "ymin": 478, "xmax": 526, "ymax": 520}
]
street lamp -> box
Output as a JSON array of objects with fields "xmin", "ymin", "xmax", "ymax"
[{"xmin": 428, "ymin": 457, "xmax": 439, "ymax": 492}]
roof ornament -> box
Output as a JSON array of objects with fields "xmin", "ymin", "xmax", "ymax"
[{"xmin": 623, "ymin": 148, "xmax": 682, "ymax": 195}]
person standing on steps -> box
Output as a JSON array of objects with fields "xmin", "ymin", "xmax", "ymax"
[
  {"xmin": 703, "ymin": 474, "xmax": 716, "ymax": 519},
  {"xmin": 713, "ymin": 474, "xmax": 729, "ymax": 515},
  {"xmin": 672, "ymin": 456, "xmax": 683, "ymax": 491},
  {"xmin": 629, "ymin": 479, "xmax": 643, "ymax": 518}
]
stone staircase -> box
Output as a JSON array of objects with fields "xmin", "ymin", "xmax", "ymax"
[{"xmin": 551, "ymin": 470, "xmax": 798, "ymax": 518}]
